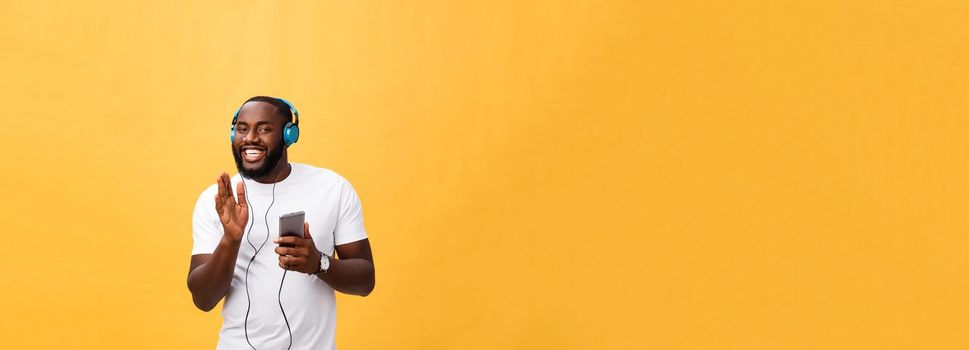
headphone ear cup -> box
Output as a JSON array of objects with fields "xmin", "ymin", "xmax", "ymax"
[
  {"xmin": 283, "ymin": 122, "xmax": 300, "ymax": 147},
  {"xmin": 230, "ymin": 107, "xmax": 240, "ymax": 143}
]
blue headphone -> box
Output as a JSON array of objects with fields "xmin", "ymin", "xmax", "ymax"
[{"xmin": 230, "ymin": 97, "xmax": 300, "ymax": 147}]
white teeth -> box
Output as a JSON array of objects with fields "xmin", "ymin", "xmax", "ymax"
[{"xmin": 244, "ymin": 149, "xmax": 264, "ymax": 160}]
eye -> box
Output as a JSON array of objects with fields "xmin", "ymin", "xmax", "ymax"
[{"xmin": 258, "ymin": 126, "xmax": 272, "ymax": 133}]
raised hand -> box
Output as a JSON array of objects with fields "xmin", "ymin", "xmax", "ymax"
[
  {"xmin": 274, "ymin": 223, "xmax": 323, "ymax": 274},
  {"xmin": 214, "ymin": 171, "xmax": 248, "ymax": 241}
]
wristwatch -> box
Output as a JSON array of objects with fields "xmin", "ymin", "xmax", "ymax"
[{"xmin": 315, "ymin": 251, "xmax": 330, "ymax": 275}]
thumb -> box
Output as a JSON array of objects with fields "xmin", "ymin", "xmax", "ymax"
[{"xmin": 303, "ymin": 222, "xmax": 313, "ymax": 240}]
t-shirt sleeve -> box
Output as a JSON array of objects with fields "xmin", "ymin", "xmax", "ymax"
[
  {"xmin": 334, "ymin": 178, "xmax": 368, "ymax": 246},
  {"xmin": 192, "ymin": 188, "xmax": 224, "ymax": 255}
]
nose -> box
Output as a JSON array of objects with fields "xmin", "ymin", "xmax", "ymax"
[{"xmin": 240, "ymin": 127, "xmax": 258, "ymax": 143}]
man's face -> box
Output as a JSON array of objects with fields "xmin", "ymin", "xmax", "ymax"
[{"xmin": 232, "ymin": 101, "xmax": 287, "ymax": 179}]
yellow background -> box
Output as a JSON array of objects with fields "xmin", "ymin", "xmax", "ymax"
[{"xmin": 1, "ymin": 0, "xmax": 968, "ymax": 348}]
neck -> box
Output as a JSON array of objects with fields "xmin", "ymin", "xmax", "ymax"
[{"xmin": 251, "ymin": 160, "xmax": 292, "ymax": 184}]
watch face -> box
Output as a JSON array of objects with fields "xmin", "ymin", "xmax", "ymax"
[{"xmin": 321, "ymin": 255, "xmax": 330, "ymax": 271}]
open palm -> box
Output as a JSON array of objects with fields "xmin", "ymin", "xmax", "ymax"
[{"xmin": 214, "ymin": 172, "xmax": 249, "ymax": 241}]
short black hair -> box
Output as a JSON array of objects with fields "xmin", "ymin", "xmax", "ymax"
[{"xmin": 239, "ymin": 96, "xmax": 294, "ymax": 126}]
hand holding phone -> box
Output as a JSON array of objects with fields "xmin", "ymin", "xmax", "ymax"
[{"xmin": 275, "ymin": 211, "xmax": 321, "ymax": 273}]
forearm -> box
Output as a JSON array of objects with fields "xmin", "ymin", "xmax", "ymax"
[
  {"xmin": 318, "ymin": 256, "xmax": 375, "ymax": 297},
  {"xmin": 187, "ymin": 236, "xmax": 242, "ymax": 311}
]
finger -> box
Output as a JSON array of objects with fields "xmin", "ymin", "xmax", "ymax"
[
  {"xmin": 302, "ymin": 222, "xmax": 313, "ymax": 240},
  {"xmin": 275, "ymin": 236, "xmax": 300, "ymax": 246},
  {"xmin": 274, "ymin": 246, "xmax": 298, "ymax": 256},
  {"xmin": 221, "ymin": 174, "xmax": 236, "ymax": 210},
  {"xmin": 297, "ymin": 236, "xmax": 312, "ymax": 248},
  {"xmin": 280, "ymin": 255, "xmax": 303, "ymax": 265},
  {"xmin": 215, "ymin": 175, "xmax": 227, "ymax": 214},
  {"xmin": 279, "ymin": 255, "xmax": 294, "ymax": 266},
  {"xmin": 236, "ymin": 181, "xmax": 247, "ymax": 209},
  {"xmin": 214, "ymin": 192, "xmax": 223, "ymax": 213},
  {"xmin": 219, "ymin": 171, "xmax": 231, "ymax": 197},
  {"xmin": 216, "ymin": 173, "xmax": 227, "ymax": 200},
  {"xmin": 222, "ymin": 174, "xmax": 237, "ymax": 207},
  {"xmin": 279, "ymin": 261, "xmax": 288, "ymax": 270}
]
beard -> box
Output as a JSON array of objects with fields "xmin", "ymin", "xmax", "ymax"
[{"xmin": 233, "ymin": 143, "xmax": 285, "ymax": 180}]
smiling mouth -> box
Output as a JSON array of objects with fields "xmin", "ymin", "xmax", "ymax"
[{"xmin": 241, "ymin": 147, "xmax": 266, "ymax": 163}]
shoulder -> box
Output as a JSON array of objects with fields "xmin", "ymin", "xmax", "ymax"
[
  {"xmin": 292, "ymin": 163, "xmax": 353, "ymax": 186},
  {"xmin": 192, "ymin": 183, "xmax": 218, "ymax": 215}
]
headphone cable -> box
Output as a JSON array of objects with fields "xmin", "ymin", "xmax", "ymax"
[
  {"xmin": 241, "ymin": 166, "xmax": 292, "ymax": 350},
  {"xmin": 241, "ymin": 176, "xmax": 260, "ymax": 350}
]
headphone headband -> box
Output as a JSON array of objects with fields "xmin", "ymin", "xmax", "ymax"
[
  {"xmin": 231, "ymin": 97, "xmax": 299, "ymax": 125},
  {"xmin": 276, "ymin": 97, "xmax": 300, "ymax": 126}
]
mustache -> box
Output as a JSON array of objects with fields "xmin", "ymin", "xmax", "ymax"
[{"xmin": 234, "ymin": 143, "xmax": 267, "ymax": 151}]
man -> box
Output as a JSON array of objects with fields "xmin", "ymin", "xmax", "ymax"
[{"xmin": 187, "ymin": 96, "xmax": 375, "ymax": 350}]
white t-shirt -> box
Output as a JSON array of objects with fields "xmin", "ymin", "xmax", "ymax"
[{"xmin": 191, "ymin": 163, "xmax": 368, "ymax": 350}]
